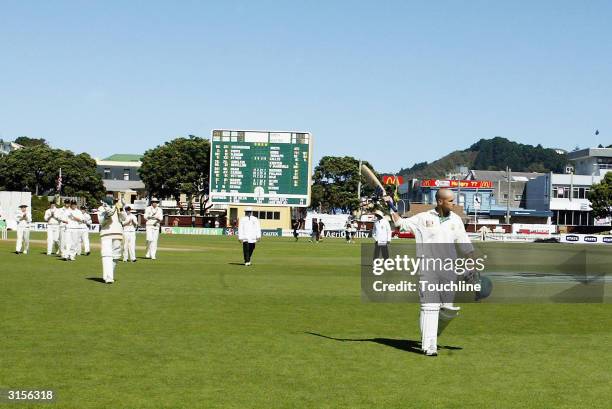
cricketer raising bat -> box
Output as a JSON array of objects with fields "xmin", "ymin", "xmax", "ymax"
[{"xmin": 360, "ymin": 163, "xmax": 399, "ymax": 212}]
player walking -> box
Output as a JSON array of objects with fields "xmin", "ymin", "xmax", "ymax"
[
  {"xmin": 98, "ymin": 198, "xmax": 126, "ymax": 284},
  {"xmin": 57, "ymin": 199, "xmax": 71, "ymax": 259},
  {"xmin": 384, "ymin": 189, "xmax": 474, "ymax": 357},
  {"xmin": 44, "ymin": 202, "xmax": 61, "ymax": 255},
  {"xmin": 122, "ymin": 206, "xmax": 138, "ymax": 262},
  {"xmin": 144, "ymin": 198, "xmax": 163, "ymax": 260},
  {"xmin": 78, "ymin": 206, "xmax": 92, "ymax": 256},
  {"xmin": 65, "ymin": 200, "xmax": 83, "ymax": 261},
  {"xmin": 15, "ymin": 204, "xmax": 31, "ymax": 254}
]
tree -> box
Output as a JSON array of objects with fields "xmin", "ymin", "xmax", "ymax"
[
  {"xmin": 139, "ymin": 136, "xmax": 211, "ymax": 214},
  {"xmin": 588, "ymin": 172, "xmax": 612, "ymax": 220},
  {"xmin": 0, "ymin": 145, "xmax": 105, "ymax": 205},
  {"xmin": 310, "ymin": 156, "xmax": 377, "ymax": 213},
  {"xmin": 14, "ymin": 136, "xmax": 48, "ymax": 147},
  {"xmin": 469, "ymin": 137, "xmax": 567, "ymax": 173}
]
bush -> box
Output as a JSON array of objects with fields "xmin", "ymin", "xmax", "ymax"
[{"xmin": 31, "ymin": 195, "xmax": 51, "ymax": 222}]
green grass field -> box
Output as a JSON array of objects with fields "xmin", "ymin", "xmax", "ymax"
[{"xmin": 1, "ymin": 232, "xmax": 610, "ymax": 408}]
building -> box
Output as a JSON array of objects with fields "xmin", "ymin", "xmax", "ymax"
[
  {"xmin": 404, "ymin": 172, "xmax": 552, "ymax": 228},
  {"xmin": 96, "ymin": 154, "xmax": 146, "ymax": 203},
  {"xmin": 227, "ymin": 205, "xmax": 292, "ymax": 230},
  {"xmin": 567, "ymin": 147, "xmax": 612, "ymax": 176},
  {"xmin": 526, "ymin": 173, "xmax": 603, "ymax": 227},
  {"xmin": 0, "ymin": 140, "xmax": 23, "ymax": 155},
  {"xmin": 526, "ymin": 147, "xmax": 612, "ymax": 229},
  {"xmin": 465, "ymin": 170, "xmax": 551, "ymax": 223}
]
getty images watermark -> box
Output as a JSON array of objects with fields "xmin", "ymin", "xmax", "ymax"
[
  {"xmin": 370, "ymin": 254, "xmax": 487, "ymax": 293},
  {"xmin": 361, "ymin": 243, "xmax": 612, "ymax": 303}
]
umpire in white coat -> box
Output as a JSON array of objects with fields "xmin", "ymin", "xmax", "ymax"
[
  {"xmin": 98, "ymin": 198, "xmax": 126, "ymax": 284},
  {"xmin": 144, "ymin": 198, "xmax": 163, "ymax": 260},
  {"xmin": 372, "ymin": 210, "xmax": 392, "ymax": 260},
  {"xmin": 238, "ymin": 207, "xmax": 261, "ymax": 266},
  {"xmin": 15, "ymin": 204, "xmax": 31, "ymax": 254},
  {"xmin": 44, "ymin": 202, "xmax": 61, "ymax": 255}
]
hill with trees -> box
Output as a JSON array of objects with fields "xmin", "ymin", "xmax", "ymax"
[{"xmin": 398, "ymin": 137, "xmax": 568, "ymax": 179}]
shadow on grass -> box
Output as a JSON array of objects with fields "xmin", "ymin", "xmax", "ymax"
[
  {"xmin": 86, "ymin": 277, "xmax": 107, "ymax": 284},
  {"xmin": 228, "ymin": 262, "xmax": 245, "ymax": 266},
  {"xmin": 306, "ymin": 332, "xmax": 462, "ymax": 355}
]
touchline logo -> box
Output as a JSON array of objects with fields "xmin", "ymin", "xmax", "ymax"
[
  {"xmin": 584, "ymin": 236, "xmax": 598, "ymax": 243},
  {"xmin": 566, "ymin": 235, "xmax": 579, "ymax": 242},
  {"xmin": 603, "ymin": 237, "xmax": 612, "ymax": 244}
]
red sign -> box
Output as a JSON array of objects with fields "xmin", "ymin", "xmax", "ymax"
[
  {"xmin": 420, "ymin": 179, "xmax": 493, "ymax": 189},
  {"xmin": 382, "ymin": 175, "xmax": 404, "ymax": 185}
]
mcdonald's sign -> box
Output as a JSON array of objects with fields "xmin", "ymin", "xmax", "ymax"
[{"xmin": 381, "ymin": 175, "xmax": 404, "ymax": 185}]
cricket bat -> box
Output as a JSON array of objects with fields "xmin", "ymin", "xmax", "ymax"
[{"xmin": 360, "ymin": 163, "xmax": 398, "ymax": 212}]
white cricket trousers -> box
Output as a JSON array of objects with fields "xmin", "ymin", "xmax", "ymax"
[
  {"xmin": 80, "ymin": 230, "xmax": 90, "ymax": 254},
  {"xmin": 145, "ymin": 226, "xmax": 159, "ymax": 259},
  {"xmin": 16, "ymin": 227, "xmax": 30, "ymax": 254},
  {"xmin": 123, "ymin": 231, "xmax": 136, "ymax": 261},
  {"xmin": 68, "ymin": 229, "xmax": 81, "ymax": 260},
  {"xmin": 47, "ymin": 225, "xmax": 60, "ymax": 255},
  {"xmin": 101, "ymin": 236, "xmax": 122, "ymax": 283},
  {"xmin": 60, "ymin": 226, "xmax": 71, "ymax": 258}
]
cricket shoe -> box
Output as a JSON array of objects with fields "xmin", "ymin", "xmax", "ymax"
[
  {"xmin": 425, "ymin": 349, "xmax": 438, "ymax": 357},
  {"xmin": 245, "ymin": 262, "xmax": 251, "ymax": 266}
]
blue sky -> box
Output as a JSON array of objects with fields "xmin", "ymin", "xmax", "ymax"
[{"xmin": 1, "ymin": 0, "xmax": 610, "ymax": 173}]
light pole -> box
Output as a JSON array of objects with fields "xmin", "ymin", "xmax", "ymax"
[
  {"xmin": 505, "ymin": 166, "xmax": 511, "ymax": 225},
  {"xmin": 357, "ymin": 159, "xmax": 362, "ymax": 219}
]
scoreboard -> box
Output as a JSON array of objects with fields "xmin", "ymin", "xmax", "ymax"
[{"xmin": 209, "ymin": 130, "xmax": 312, "ymax": 206}]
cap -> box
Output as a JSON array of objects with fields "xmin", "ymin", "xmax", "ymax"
[
  {"xmin": 64, "ymin": 199, "xmax": 70, "ymax": 204},
  {"xmin": 150, "ymin": 197, "xmax": 159, "ymax": 203},
  {"xmin": 374, "ymin": 210, "xmax": 385, "ymax": 218},
  {"xmin": 245, "ymin": 207, "xmax": 253, "ymax": 212},
  {"xmin": 19, "ymin": 204, "xmax": 28, "ymax": 208}
]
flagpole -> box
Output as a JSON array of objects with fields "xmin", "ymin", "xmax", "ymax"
[{"xmin": 56, "ymin": 168, "xmax": 62, "ymax": 205}]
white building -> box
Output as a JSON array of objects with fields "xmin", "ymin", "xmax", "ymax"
[
  {"xmin": 0, "ymin": 140, "xmax": 23, "ymax": 155},
  {"xmin": 526, "ymin": 147, "xmax": 611, "ymax": 227},
  {"xmin": 567, "ymin": 147, "xmax": 612, "ymax": 176},
  {"xmin": 95, "ymin": 154, "xmax": 146, "ymax": 203}
]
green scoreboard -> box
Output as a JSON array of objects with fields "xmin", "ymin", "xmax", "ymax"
[{"xmin": 209, "ymin": 130, "xmax": 312, "ymax": 206}]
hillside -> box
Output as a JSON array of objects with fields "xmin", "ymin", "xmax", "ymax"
[{"xmin": 398, "ymin": 137, "xmax": 568, "ymax": 179}]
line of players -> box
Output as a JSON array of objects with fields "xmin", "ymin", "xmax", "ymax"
[
  {"xmin": 41, "ymin": 200, "xmax": 92, "ymax": 260},
  {"xmin": 14, "ymin": 198, "xmax": 163, "ymax": 267}
]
